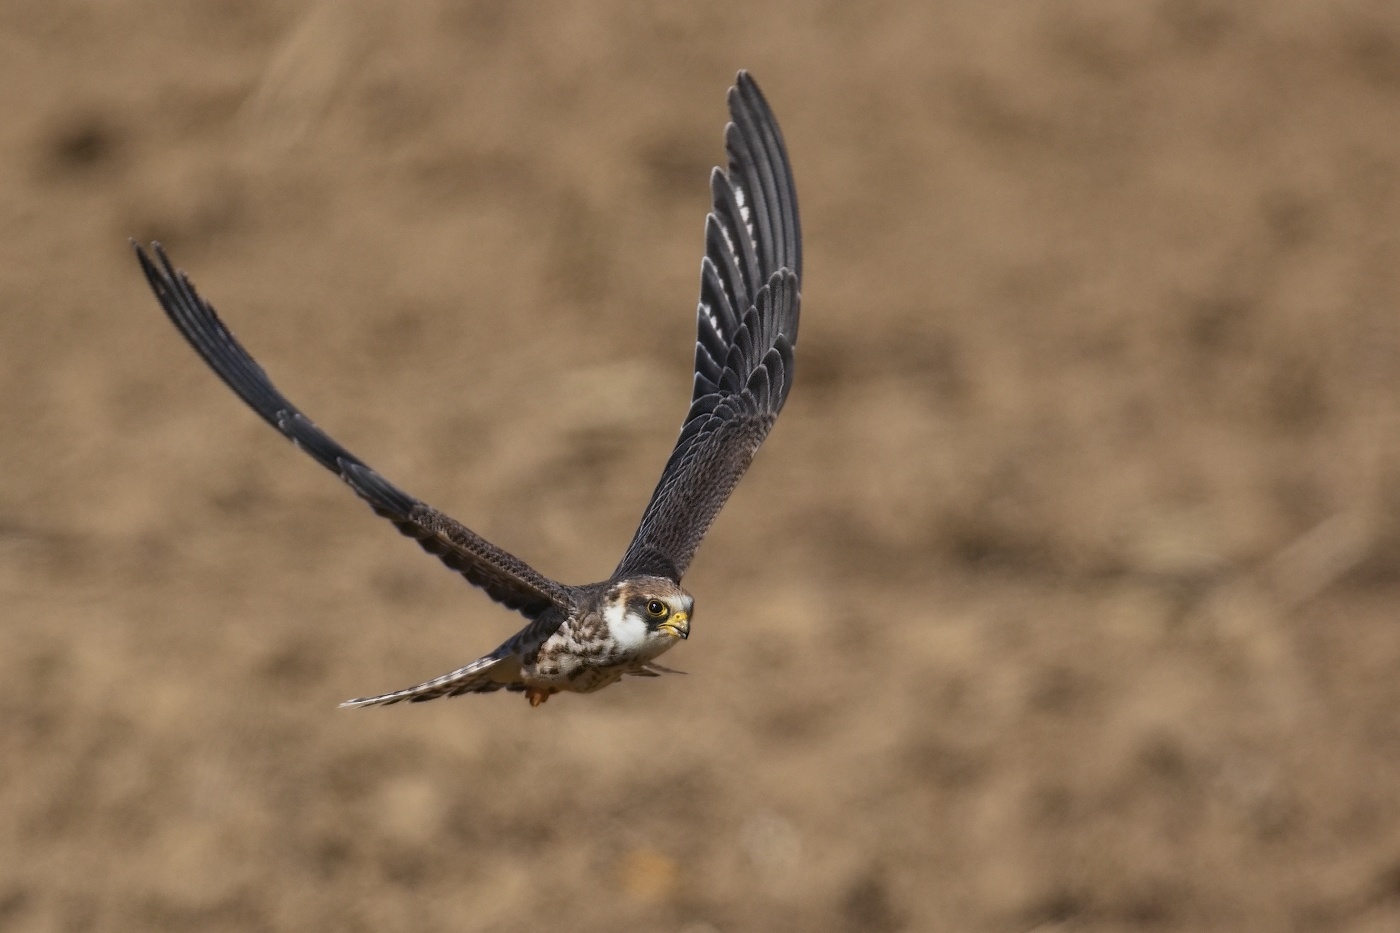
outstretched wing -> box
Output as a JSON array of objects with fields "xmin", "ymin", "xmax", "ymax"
[
  {"xmin": 135, "ymin": 243, "xmax": 574, "ymax": 621},
  {"xmin": 614, "ymin": 72, "xmax": 801, "ymax": 582}
]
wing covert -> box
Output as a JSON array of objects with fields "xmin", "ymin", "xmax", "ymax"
[
  {"xmin": 135, "ymin": 242, "xmax": 573, "ymax": 620},
  {"xmin": 617, "ymin": 270, "xmax": 799, "ymax": 582}
]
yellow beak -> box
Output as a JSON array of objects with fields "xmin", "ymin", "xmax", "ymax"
[{"xmin": 658, "ymin": 611, "xmax": 690, "ymax": 640}]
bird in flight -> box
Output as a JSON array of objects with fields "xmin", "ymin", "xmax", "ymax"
[{"xmin": 135, "ymin": 71, "xmax": 801, "ymax": 708}]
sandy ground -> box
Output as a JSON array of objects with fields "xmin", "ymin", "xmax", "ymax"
[{"xmin": 3, "ymin": 1, "xmax": 1400, "ymax": 930}]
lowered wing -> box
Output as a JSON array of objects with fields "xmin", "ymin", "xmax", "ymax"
[{"xmin": 135, "ymin": 243, "xmax": 574, "ymax": 620}]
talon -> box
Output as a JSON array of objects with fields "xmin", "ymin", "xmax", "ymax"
[{"xmin": 526, "ymin": 687, "xmax": 552, "ymax": 707}]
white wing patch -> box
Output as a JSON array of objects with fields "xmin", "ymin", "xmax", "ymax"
[
  {"xmin": 734, "ymin": 183, "xmax": 755, "ymax": 240},
  {"xmin": 700, "ymin": 300, "xmax": 722, "ymax": 339},
  {"xmin": 717, "ymin": 215, "xmax": 738, "ymax": 260}
]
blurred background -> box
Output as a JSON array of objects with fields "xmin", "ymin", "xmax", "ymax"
[{"xmin": 3, "ymin": 1, "xmax": 1399, "ymax": 930}]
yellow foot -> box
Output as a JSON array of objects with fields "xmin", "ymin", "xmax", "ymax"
[{"xmin": 526, "ymin": 687, "xmax": 553, "ymax": 707}]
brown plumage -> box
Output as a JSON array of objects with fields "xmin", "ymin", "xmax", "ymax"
[{"xmin": 134, "ymin": 71, "xmax": 800, "ymax": 707}]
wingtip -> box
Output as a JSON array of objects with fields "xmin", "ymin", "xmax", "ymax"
[
  {"xmin": 729, "ymin": 70, "xmax": 758, "ymax": 108},
  {"xmin": 153, "ymin": 242, "xmax": 175, "ymax": 275},
  {"xmin": 132, "ymin": 240, "xmax": 169, "ymax": 291},
  {"xmin": 735, "ymin": 69, "xmax": 762, "ymax": 93},
  {"xmin": 732, "ymin": 70, "xmax": 766, "ymax": 106},
  {"xmin": 132, "ymin": 239, "xmax": 153, "ymax": 273},
  {"xmin": 135, "ymin": 240, "xmax": 179, "ymax": 286}
]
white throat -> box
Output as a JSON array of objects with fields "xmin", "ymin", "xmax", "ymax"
[{"xmin": 603, "ymin": 599, "xmax": 650, "ymax": 653}]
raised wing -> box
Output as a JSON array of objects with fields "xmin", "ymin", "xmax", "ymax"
[
  {"xmin": 614, "ymin": 72, "xmax": 801, "ymax": 582},
  {"xmin": 135, "ymin": 243, "xmax": 574, "ymax": 621}
]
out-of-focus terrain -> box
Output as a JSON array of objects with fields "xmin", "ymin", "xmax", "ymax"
[{"xmin": 3, "ymin": 2, "xmax": 1399, "ymax": 930}]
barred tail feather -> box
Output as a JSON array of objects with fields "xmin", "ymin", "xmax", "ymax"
[{"xmin": 340, "ymin": 654, "xmax": 521, "ymax": 708}]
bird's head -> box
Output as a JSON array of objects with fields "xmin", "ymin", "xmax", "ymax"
[{"xmin": 604, "ymin": 577, "xmax": 694, "ymax": 652}]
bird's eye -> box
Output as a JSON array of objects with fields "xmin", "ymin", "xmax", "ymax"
[{"xmin": 646, "ymin": 599, "xmax": 668, "ymax": 617}]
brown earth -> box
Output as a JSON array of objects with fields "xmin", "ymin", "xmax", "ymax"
[{"xmin": 3, "ymin": 2, "xmax": 1400, "ymax": 931}]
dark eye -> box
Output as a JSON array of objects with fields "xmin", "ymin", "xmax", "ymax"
[{"xmin": 646, "ymin": 599, "xmax": 668, "ymax": 617}]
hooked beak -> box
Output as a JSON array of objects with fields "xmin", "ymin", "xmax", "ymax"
[{"xmin": 658, "ymin": 611, "xmax": 690, "ymax": 640}]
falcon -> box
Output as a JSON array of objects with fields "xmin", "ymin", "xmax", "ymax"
[{"xmin": 134, "ymin": 71, "xmax": 801, "ymax": 708}]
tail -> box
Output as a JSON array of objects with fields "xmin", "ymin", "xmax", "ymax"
[{"xmin": 340, "ymin": 653, "xmax": 522, "ymax": 708}]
